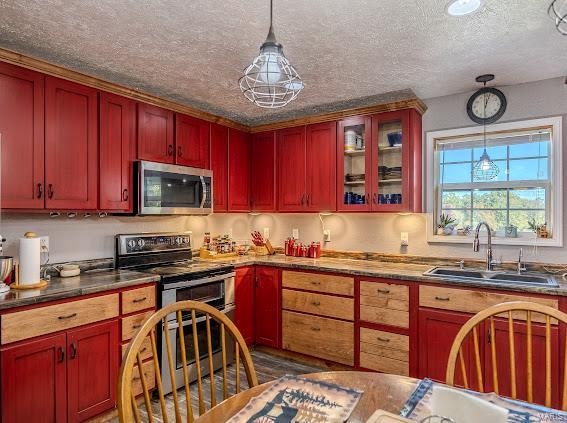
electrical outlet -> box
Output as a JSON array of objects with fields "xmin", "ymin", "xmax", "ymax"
[
  {"xmin": 323, "ymin": 229, "xmax": 331, "ymax": 242},
  {"xmin": 40, "ymin": 236, "xmax": 49, "ymax": 252},
  {"xmin": 263, "ymin": 227, "xmax": 270, "ymax": 240},
  {"xmin": 292, "ymin": 228, "xmax": 299, "ymax": 239},
  {"xmin": 400, "ymin": 232, "xmax": 409, "ymax": 246}
]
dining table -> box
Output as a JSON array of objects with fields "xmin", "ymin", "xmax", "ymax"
[{"xmin": 195, "ymin": 371, "xmax": 419, "ymax": 423}]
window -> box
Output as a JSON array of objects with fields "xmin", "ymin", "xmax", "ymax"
[{"xmin": 425, "ymin": 117, "xmax": 563, "ymax": 246}]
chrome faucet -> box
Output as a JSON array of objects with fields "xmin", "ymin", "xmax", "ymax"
[
  {"xmin": 473, "ymin": 221, "xmax": 495, "ymax": 271},
  {"xmin": 517, "ymin": 248, "xmax": 527, "ymax": 274}
]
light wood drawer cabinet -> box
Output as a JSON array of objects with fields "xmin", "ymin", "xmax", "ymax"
[
  {"xmin": 359, "ymin": 281, "xmax": 409, "ymax": 328},
  {"xmin": 419, "ymin": 285, "xmax": 558, "ymax": 323},
  {"xmin": 122, "ymin": 311, "xmax": 154, "ymax": 342},
  {"xmin": 132, "ymin": 360, "xmax": 156, "ymax": 397},
  {"xmin": 122, "ymin": 285, "xmax": 156, "ymax": 315},
  {"xmin": 1, "ymin": 294, "xmax": 119, "ymax": 345},
  {"xmin": 282, "ymin": 289, "xmax": 354, "ymax": 321},
  {"xmin": 359, "ymin": 328, "xmax": 409, "ymax": 376},
  {"xmin": 122, "ymin": 335, "xmax": 153, "ymax": 361},
  {"xmin": 282, "ymin": 270, "xmax": 354, "ymax": 297},
  {"xmin": 282, "ymin": 311, "xmax": 354, "ymax": 365}
]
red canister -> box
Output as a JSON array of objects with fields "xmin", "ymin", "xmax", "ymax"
[
  {"xmin": 301, "ymin": 245, "xmax": 309, "ymax": 257},
  {"xmin": 309, "ymin": 242, "xmax": 321, "ymax": 258},
  {"xmin": 285, "ymin": 238, "xmax": 295, "ymax": 256},
  {"xmin": 293, "ymin": 243, "xmax": 302, "ymax": 257}
]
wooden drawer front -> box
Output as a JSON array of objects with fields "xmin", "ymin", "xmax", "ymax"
[
  {"xmin": 122, "ymin": 336, "xmax": 153, "ymax": 361},
  {"xmin": 360, "ymin": 351, "xmax": 409, "ymax": 376},
  {"xmin": 282, "ymin": 289, "xmax": 354, "ymax": 321},
  {"xmin": 122, "ymin": 285, "xmax": 156, "ymax": 315},
  {"xmin": 360, "ymin": 281, "xmax": 409, "ymax": 309},
  {"xmin": 419, "ymin": 286, "xmax": 558, "ymax": 323},
  {"xmin": 132, "ymin": 360, "xmax": 156, "ymax": 397},
  {"xmin": 1, "ymin": 294, "xmax": 119, "ymax": 345},
  {"xmin": 360, "ymin": 328, "xmax": 409, "ymax": 352},
  {"xmin": 282, "ymin": 311, "xmax": 354, "ymax": 365},
  {"xmin": 282, "ymin": 271, "xmax": 354, "ymax": 297},
  {"xmin": 122, "ymin": 311, "xmax": 154, "ymax": 342}
]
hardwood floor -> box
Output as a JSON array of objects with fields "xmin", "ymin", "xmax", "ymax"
[{"xmin": 103, "ymin": 347, "xmax": 325, "ymax": 422}]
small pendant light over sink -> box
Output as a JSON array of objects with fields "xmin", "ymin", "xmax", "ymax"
[
  {"xmin": 549, "ymin": 0, "xmax": 567, "ymax": 35},
  {"xmin": 472, "ymin": 74, "xmax": 499, "ymax": 181},
  {"xmin": 239, "ymin": 0, "xmax": 304, "ymax": 108}
]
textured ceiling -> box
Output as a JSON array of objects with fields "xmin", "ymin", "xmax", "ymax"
[{"xmin": 0, "ymin": 0, "xmax": 565, "ymax": 125}]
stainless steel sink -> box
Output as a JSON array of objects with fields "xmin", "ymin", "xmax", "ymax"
[{"xmin": 423, "ymin": 266, "xmax": 558, "ymax": 287}]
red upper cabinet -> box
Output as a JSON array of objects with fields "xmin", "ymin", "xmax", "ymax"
[
  {"xmin": 99, "ymin": 92, "xmax": 135, "ymax": 212},
  {"xmin": 277, "ymin": 126, "xmax": 306, "ymax": 211},
  {"xmin": 235, "ymin": 266, "xmax": 255, "ymax": 345},
  {"xmin": 175, "ymin": 114, "xmax": 210, "ymax": 168},
  {"xmin": 250, "ymin": 131, "xmax": 276, "ymax": 212},
  {"xmin": 210, "ymin": 123, "xmax": 229, "ymax": 212},
  {"xmin": 228, "ymin": 128, "xmax": 251, "ymax": 212},
  {"xmin": 1, "ymin": 333, "xmax": 67, "ymax": 423},
  {"xmin": 0, "ymin": 63, "xmax": 45, "ymax": 209},
  {"xmin": 45, "ymin": 77, "xmax": 98, "ymax": 210},
  {"xmin": 305, "ymin": 122, "xmax": 337, "ymax": 212},
  {"xmin": 67, "ymin": 321, "xmax": 118, "ymax": 423},
  {"xmin": 255, "ymin": 266, "xmax": 281, "ymax": 348},
  {"xmin": 137, "ymin": 103, "xmax": 174, "ymax": 163}
]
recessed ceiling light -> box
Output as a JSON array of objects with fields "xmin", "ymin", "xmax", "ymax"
[{"xmin": 447, "ymin": 0, "xmax": 482, "ymax": 16}]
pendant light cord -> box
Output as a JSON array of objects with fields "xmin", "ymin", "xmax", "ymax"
[
  {"xmin": 483, "ymin": 81, "xmax": 487, "ymax": 151},
  {"xmin": 270, "ymin": 0, "xmax": 273, "ymax": 28}
]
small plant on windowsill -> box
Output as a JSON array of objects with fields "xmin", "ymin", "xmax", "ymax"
[
  {"xmin": 437, "ymin": 213, "xmax": 457, "ymax": 236},
  {"xmin": 528, "ymin": 218, "xmax": 550, "ymax": 239}
]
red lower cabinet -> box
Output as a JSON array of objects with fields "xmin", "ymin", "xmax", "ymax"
[
  {"xmin": 235, "ymin": 267, "xmax": 255, "ymax": 345},
  {"xmin": 67, "ymin": 321, "xmax": 119, "ymax": 423},
  {"xmin": 1, "ymin": 333, "xmax": 67, "ymax": 423},
  {"xmin": 254, "ymin": 266, "xmax": 281, "ymax": 348}
]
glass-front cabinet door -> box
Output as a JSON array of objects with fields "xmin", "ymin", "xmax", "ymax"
[
  {"xmin": 371, "ymin": 110, "xmax": 411, "ymax": 211},
  {"xmin": 337, "ymin": 116, "xmax": 372, "ymax": 211}
]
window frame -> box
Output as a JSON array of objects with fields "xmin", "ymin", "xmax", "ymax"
[{"xmin": 425, "ymin": 116, "xmax": 563, "ymax": 247}]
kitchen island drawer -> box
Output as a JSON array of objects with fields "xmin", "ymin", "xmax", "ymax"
[
  {"xmin": 360, "ymin": 281, "xmax": 408, "ymax": 305},
  {"xmin": 122, "ymin": 285, "xmax": 156, "ymax": 315},
  {"xmin": 282, "ymin": 270, "xmax": 354, "ymax": 296},
  {"xmin": 132, "ymin": 360, "xmax": 156, "ymax": 397},
  {"xmin": 122, "ymin": 335, "xmax": 153, "ymax": 361},
  {"xmin": 360, "ymin": 351, "xmax": 409, "ymax": 376},
  {"xmin": 360, "ymin": 327, "xmax": 409, "ymax": 352},
  {"xmin": 282, "ymin": 311, "xmax": 353, "ymax": 365},
  {"xmin": 1, "ymin": 294, "xmax": 119, "ymax": 345},
  {"xmin": 282, "ymin": 289, "xmax": 354, "ymax": 320},
  {"xmin": 122, "ymin": 311, "xmax": 154, "ymax": 342}
]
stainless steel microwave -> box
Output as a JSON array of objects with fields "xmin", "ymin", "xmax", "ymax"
[{"xmin": 135, "ymin": 161, "xmax": 212, "ymax": 215}]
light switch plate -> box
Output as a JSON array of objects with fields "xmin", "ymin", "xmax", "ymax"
[
  {"xmin": 323, "ymin": 229, "xmax": 331, "ymax": 242},
  {"xmin": 263, "ymin": 227, "xmax": 270, "ymax": 240},
  {"xmin": 400, "ymin": 232, "xmax": 409, "ymax": 246},
  {"xmin": 40, "ymin": 236, "xmax": 49, "ymax": 252},
  {"xmin": 292, "ymin": 228, "xmax": 299, "ymax": 239}
]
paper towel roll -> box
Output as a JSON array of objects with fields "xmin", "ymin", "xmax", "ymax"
[{"xmin": 19, "ymin": 233, "xmax": 40, "ymax": 285}]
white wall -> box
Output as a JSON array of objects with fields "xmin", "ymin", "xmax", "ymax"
[{"xmin": 2, "ymin": 77, "xmax": 567, "ymax": 264}]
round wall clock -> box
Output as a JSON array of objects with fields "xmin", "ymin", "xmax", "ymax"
[{"xmin": 466, "ymin": 74, "xmax": 507, "ymax": 125}]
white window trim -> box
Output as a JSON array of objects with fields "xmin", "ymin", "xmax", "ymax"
[{"xmin": 425, "ymin": 116, "xmax": 563, "ymax": 247}]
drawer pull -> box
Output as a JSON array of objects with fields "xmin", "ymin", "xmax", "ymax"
[
  {"xmin": 140, "ymin": 347, "xmax": 147, "ymax": 354},
  {"xmin": 58, "ymin": 346, "xmax": 65, "ymax": 363},
  {"xmin": 70, "ymin": 342, "xmax": 77, "ymax": 359},
  {"xmin": 310, "ymin": 281, "xmax": 321, "ymax": 286},
  {"xmin": 58, "ymin": 312, "xmax": 77, "ymax": 320},
  {"xmin": 311, "ymin": 301, "xmax": 321, "ymax": 306},
  {"xmin": 435, "ymin": 296, "xmax": 451, "ymax": 301},
  {"xmin": 310, "ymin": 326, "xmax": 321, "ymax": 332},
  {"xmin": 377, "ymin": 337, "xmax": 390, "ymax": 343},
  {"xmin": 377, "ymin": 288, "xmax": 391, "ymax": 294},
  {"xmin": 132, "ymin": 324, "xmax": 142, "ymax": 329},
  {"xmin": 132, "ymin": 297, "xmax": 147, "ymax": 303}
]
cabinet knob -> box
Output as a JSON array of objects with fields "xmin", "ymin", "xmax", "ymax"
[
  {"xmin": 168, "ymin": 145, "xmax": 173, "ymax": 156},
  {"xmin": 122, "ymin": 188, "xmax": 129, "ymax": 201},
  {"xmin": 36, "ymin": 183, "xmax": 43, "ymax": 199},
  {"xmin": 177, "ymin": 146, "xmax": 182, "ymax": 157},
  {"xmin": 311, "ymin": 301, "xmax": 321, "ymax": 306},
  {"xmin": 47, "ymin": 184, "xmax": 54, "ymax": 199},
  {"xmin": 310, "ymin": 326, "xmax": 321, "ymax": 332}
]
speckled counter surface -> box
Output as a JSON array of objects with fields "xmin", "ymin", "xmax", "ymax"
[
  {"xmin": 0, "ymin": 270, "xmax": 159, "ymax": 311},
  {"xmin": 197, "ymin": 255, "xmax": 567, "ymax": 296}
]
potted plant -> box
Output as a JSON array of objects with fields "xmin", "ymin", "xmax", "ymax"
[
  {"xmin": 437, "ymin": 213, "xmax": 457, "ymax": 235},
  {"xmin": 528, "ymin": 218, "xmax": 550, "ymax": 238}
]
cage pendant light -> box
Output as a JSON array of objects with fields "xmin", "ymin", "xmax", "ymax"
[
  {"xmin": 549, "ymin": 0, "xmax": 567, "ymax": 35},
  {"xmin": 239, "ymin": 0, "xmax": 304, "ymax": 108},
  {"xmin": 473, "ymin": 79, "xmax": 499, "ymax": 181}
]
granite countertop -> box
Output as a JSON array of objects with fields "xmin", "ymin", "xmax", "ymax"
[{"xmin": 0, "ymin": 269, "xmax": 159, "ymax": 311}]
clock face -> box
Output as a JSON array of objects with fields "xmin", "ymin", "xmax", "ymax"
[{"xmin": 466, "ymin": 87, "xmax": 507, "ymax": 124}]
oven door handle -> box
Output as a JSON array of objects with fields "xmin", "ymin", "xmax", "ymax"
[
  {"xmin": 163, "ymin": 272, "xmax": 235, "ymax": 290},
  {"xmin": 200, "ymin": 176, "xmax": 207, "ymax": 209}
]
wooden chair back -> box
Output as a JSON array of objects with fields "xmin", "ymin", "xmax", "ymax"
[
  {"xmin": 118, "ymin": 300, "xmax": 258, "ymax": 422},
  {"xmin": 446, "ymin": 301, "xmax": 567, "ymax": 410}
]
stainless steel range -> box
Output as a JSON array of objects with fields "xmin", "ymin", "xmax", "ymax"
[{"xmin": 115, "ymin": 232, "xmax": 235, "ymax": 394}]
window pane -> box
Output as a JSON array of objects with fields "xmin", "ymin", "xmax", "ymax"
[
  {"xmin": 473, "ymin": 145, "xmax": 507, "ymax": 160},
  {"xmin": 472, "ymin": 189, "xmax": 507, "ymax": 209},
  {"xmin": 440, "ymin": 148, "xmax": 471, "ymax": 164},
  {"xmin": 509, "ymin": 141, "xmax": 549, "ymax": 159},
  {"xmin": 509, "ymin": 210, "xmax": 546, "ymax": 231},
  {"xmin": 441, "ymin": 163, "xmax": 471, "ymax": 183},
  {"xmin": 472, "ymin": 210, "xmax": 507, "ymax": 231},
  {"xmin": 508, "ymin": 158, "xmax": 548, "ymax": 181},
  {"xmin": 442, "ymin": 190, "xmax": 471, "ymax": 209},
  {"xmin": 442, "ymin": 209, "xmax": 471, "ymax": 228},
  {"xmin": 509, "ymin": 188, "xmax": 546, "ymax": 209},
  {"xmin": 472, "ymin": 160, "xmax": 507, "ymax": 183}
]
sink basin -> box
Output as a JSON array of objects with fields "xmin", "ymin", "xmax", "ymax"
[{"xmin": 423, "ymin": 266, "xmax": 558, "ymax": 287}]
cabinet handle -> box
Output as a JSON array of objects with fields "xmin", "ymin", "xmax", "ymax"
[
  {"xmin": 132, "ymin": 324, "xmax": 142, "ymax": 329},
  {"xmin": 377, "ymin": 288, "xmax": 390, "ymax": 294},
  {"xmin": 122, "ymin": 188, "xmax": 129, "ymax": 201},
  {"xmin": 435, "ymin": 296, "xmax": 450, "ymax": 301},
  {"xmin": 168, "ymin": 145, "xmax": 173, "ymax": 156},
  {"xmin": 70, "ymin": 342, "xmax": 77, "ymax": 359},
  {"xmin": 377, "ymin": 337, "xmax": 390, "ymax": 343},
  {"xmin": 140, "ymin": 347, "xmax": 148, "ymax": 354},
  {"xmin": 310, "ymin": 326, "xmax": 321, "ymax": 332},
  {"xmin": 36, "ymin": 183, "xmax": 43, "ymax": 199},
  {"xmin": 58, "ymin": 312, "xmax": 77, "ymax": 320},
  {"xmin": 132, "ymin": 296, "xmax": 147, "ymax": 303},
  {"xmin": 310, "ymin": 281, "xmax": 321, "ymax": 286},
  {"xmin": 58, "ymin": 346, "xmax": 65, "ymax": 363},
  {"xmin": 47, "ymin": 184, "xmax": 54, "ymax": 199},
  {"xmin": 311, "ymin": 301, "xmax": 321, "ymax": 306},
  {"xmin": 177, "ymin": 146, "xmax": 182, "ymax": 157}
]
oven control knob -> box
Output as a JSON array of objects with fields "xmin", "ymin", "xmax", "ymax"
[
  {"xmin": 175, "ymin": 237, "xmax": 183, "ymax": 245},
  {"xmin": 127, "ymin": 239, "xmax": 136, "ymax": 249},
  {"xmin": 183, "ymin": 237, "xmax": 190, "ymax": 244},
  {"xmin": 137, "ymin": 239, "xmax": 145, "ymax": 248}
]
